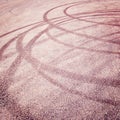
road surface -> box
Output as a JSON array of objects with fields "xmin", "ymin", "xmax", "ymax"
[{"xmin": 0, "ymin": 0, "xmax": 120, "ymax": 119}]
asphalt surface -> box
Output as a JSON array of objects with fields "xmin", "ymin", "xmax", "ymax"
[{"xmin": 0, "ymin": 0, "xmax": 120, "ymax": 119}]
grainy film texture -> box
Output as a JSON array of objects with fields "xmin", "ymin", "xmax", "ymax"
[{"xmin": 0, "ymin": 0, "xmax": 120, "ymax": 119}]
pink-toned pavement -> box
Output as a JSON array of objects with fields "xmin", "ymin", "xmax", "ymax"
[{"xmin": 0, "ymin": 0, "xmax": 120, "ymax": 119}]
